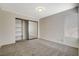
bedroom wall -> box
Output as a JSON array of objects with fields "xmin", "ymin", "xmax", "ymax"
[
  {"xmin": 39, "ymin": 7, "xmax": 79, "ymax": 48},
  {"xmin": 0, "ymin": 8, "xmax": 37, "ymax": 47}
]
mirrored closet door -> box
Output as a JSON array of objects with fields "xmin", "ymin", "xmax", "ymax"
[
  {"xmin": 15, "ymin": 18, "xmax": 38, "ymax": 41},
  {"xmin": 28, "ymin": 21, "xmax": 38, "ymax": 39},
  {"xmin": 23, "ymin": 20, "xmax": 28, "ymax": 40},
  {"xmin": 15, "ymin": 19, "xmax": 22, "ymax": 41}
]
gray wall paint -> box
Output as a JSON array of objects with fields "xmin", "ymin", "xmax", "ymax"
[{"xmin": 39, "ymin": 8, "xmax": 79, "ymax": 48}]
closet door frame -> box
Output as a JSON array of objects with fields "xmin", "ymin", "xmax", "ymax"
[
  {"xmin": 15, "ymin": 18, "xmax": 38, "ymax": 40},
  {"xmin": 16, "ymin": 18, "xmax": 28, "ymax": 40}
]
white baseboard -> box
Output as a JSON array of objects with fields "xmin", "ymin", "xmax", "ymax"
[
  {"xmin": 0, "ymin": 41, "xmax": 15, "ymax": 47},
  {"xmin": 39, "ymin": 38, "xmax": 79, "ymax": 48}
]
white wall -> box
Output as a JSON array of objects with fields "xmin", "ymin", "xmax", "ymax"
[
  {"xmin": 64, "ymin": 12, "xmax": 79, "ymax": 48},
  {"xmin": 40, "ymin": 14, "xmax": 64, "ymax": 43},
  {"xmin": 0, "ymin": 8, "xmax": 38, "ymax": 47},
  {"xmin": 39, "ymin": 8, "xmax": 79, "ymax": 48},
  {"xmin": 0, "ymin": 9, "xmax": 15, "ymax": 46}
]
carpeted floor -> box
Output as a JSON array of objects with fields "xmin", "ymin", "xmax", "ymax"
[{"xmin": 0, "ymin": 39, "xmax": 78, "ymax": 56}]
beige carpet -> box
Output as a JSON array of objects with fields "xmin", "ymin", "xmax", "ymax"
[{"xmin": 0, "ymin": 39, "xmax": 78, "ymax": 56}]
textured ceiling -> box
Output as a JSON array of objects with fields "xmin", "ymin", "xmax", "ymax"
[{"xmin": 0, "ymin": 3, "xmax": 77, "ymax": 20}]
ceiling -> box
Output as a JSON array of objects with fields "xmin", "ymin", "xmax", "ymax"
[{"xmin": 0, "ymin": 3, "xmax": 77, "ymax": 20}]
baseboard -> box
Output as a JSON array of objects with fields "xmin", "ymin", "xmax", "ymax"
[
  {"xmin": 1, "ymin": 41, "xmax": 15, "ymax": 47},
  {"xmin": 39, "ymin": 38, "xmax": 79, "ymax": 48}
]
